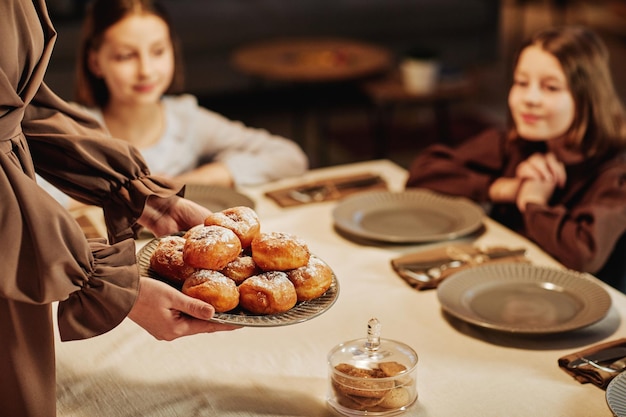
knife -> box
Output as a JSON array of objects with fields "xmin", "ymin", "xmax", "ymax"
[{"xmin": 567, "ymin": 346, "xmax": 626, "ymax": 369}]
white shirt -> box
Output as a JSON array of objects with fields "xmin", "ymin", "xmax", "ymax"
[{"xmin": 38, "ymin": 94, "xmax": 309, "ymax": 206}]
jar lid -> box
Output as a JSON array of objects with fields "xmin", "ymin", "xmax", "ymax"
[{"xmin": 328, "ymin": 318, "xmax": 418, "ymax": 371}]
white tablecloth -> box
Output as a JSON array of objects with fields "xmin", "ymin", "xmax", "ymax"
[{"xmin": 55, "ymin": 160, "xmax": 625, "ymax": 417}]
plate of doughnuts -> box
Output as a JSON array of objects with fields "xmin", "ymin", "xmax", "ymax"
[{"xmin": 137, "ymin": 206, "xmax": 339, "ymax": 327}]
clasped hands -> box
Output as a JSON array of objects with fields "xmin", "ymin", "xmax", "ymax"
[{"xmin": 489, "ymin": 152, "xmax": 566, "ymax": 212}]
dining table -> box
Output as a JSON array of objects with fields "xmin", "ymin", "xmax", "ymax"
[{"xmin": 54, "ymin": 159, "xmax": 626, "ymax": 417}]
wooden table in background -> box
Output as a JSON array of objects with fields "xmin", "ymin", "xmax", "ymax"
[
  {"xmin": 231, "ymin": 38, "xmax": 393, "ymax": 166},
  {"xmin": 231, "ymin": 37, "xmax": 392, "ymax": 84},
  {"xmin": 362, "ymin": 70, "xmax": 477, "ymax": 158}
]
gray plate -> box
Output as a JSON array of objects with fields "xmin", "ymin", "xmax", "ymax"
[
  {"xmin": 607, "ymin": 372, "xmax": 626, "ymax": 417},
  {"xmin": 184, "ymin": 184, "xmax": 255, "ymax": 211},
  {"xmin": 137, "ymin": 237, "xmax": 339, "ymax": 327},
  {"xmin": 437, "ymin": 263, "xmax": 612, "ymax": 334},
  {"xmin": 332, "ymin": 190, "xmax": 484, "ymax": 243}
]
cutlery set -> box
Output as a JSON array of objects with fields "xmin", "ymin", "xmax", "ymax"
[
  {"xmin": 391, "ymin": 245, "xmax": 528, "ymax": 289},
  {"xmin": 567, "ymin": 347, "xmax": 626, "ymax": 374},
  {"xmin": 287, "ymin": 175, "xmax": 385, "ymax": 203},
  {"xmin": 264, "ymin": 172, "xmax": 387, "ymax": 207},
  {"xmin": 395, "ymin": 247, "xmax": 527, "ymax": 284}
]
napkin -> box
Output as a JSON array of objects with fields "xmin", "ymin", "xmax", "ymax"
[
  {"xmin": 265, "ymin": 172, "xmax": 388, "ymax": 207},
  {"xmin": 391, "ymin": 244, "xmax": 529, "ymax": 290},
  {"xmin": 558, "ymin": 338, "xmax": 626, "ymax": 389}
]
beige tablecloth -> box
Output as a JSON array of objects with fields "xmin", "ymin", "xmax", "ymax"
[{"xmin": 55, "ymin": 160, "xmax": 625, "ymax": 417}]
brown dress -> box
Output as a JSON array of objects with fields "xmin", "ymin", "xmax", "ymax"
[
  {"xmin": 0, "ymin": 1, "xmax": 180, "ymax": 416},
  {"xmin": 406, "ymin": 128, "xmax": 626, "ymax": 275}
]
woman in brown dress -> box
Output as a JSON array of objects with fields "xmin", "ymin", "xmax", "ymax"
[{"xmin": 0, "ymin": 1, "xmax": 237, "ymax": 416}]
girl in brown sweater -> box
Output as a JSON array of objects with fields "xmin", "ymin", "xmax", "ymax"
[{"xmin": 406, "ymin": 26, "xmax": 626, "ymax": 284}]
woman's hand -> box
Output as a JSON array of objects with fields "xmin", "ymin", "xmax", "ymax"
[
  {"xmin": 128, "ymin": 277, "xmax": 240, "ymax": 341},
  {"xmin": 515, "ymin": 152, "xmax": 566, "ymax": 187},
  {"xmin": 138, "ymin": 194, "xmax": 211, "ymax": 237}
]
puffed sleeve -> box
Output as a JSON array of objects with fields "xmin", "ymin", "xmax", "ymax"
[
  {"xmin": 523, "ymin": 159, "xmax": 626, "ymax": 273},
  {"xmin": 0, "ymin": 139, "xmax": 139, "ymax": 340},
  {"xmin": 23, "ymin": 83, "xmax": 183, "ymax": 243},
  {"xmin": 4, "ymin": 83, "xmax": 183, "ymax": 341},
  {"xmin": 405, "ymin": 129, "xmax": 509, "ymax": 202}
]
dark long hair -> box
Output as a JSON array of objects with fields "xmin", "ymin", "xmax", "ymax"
[
  {"xmin": 74, "ymin": 0, "xmax": 184, "ymax": 107},
  {"xmin": 507, "ymin": 26, "xmax": 626, "ymax": 158}
]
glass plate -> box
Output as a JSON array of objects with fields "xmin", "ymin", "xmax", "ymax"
[
  {"xmin": 184, "ymin": 184, "xmax": 255, "ymax": 211},
  {"xmin": 607, "ymin": 371, "xmax": 626, "ymax": 417},
  {"xmin": 332, "ymin": 189, "xmax": 484, "ymax": 243},
  {"xmin": 137, "ymin": 237, "xmax": 339, "ymax": 327},
  {"xmin": 437, "ymin": 263, "xmax": 611, "ymax": 334}
]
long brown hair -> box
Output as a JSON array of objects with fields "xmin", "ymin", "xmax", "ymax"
[
  {"xmin": 74, "ymin": 0, "xmax": 184, "ymax": 107},
  {"xmin": 507, "ymin": 26, "xmax": 626, "ymax": 158}
]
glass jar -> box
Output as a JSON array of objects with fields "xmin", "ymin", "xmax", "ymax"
[{"xmin": 327, "ymin": 318, "xmax": 418, "ymax": 416}]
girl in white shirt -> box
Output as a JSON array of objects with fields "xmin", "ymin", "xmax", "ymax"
[{"xmin": 42, "ymin": 0, "xmax": 308, "ymax": 206}]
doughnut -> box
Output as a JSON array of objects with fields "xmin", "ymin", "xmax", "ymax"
[
  {"xmin": 182, "ymin": 269, "xmax": 240, "ymax": 313},
  {"xmin": 238, "ymin": 271, "xmax": 297, "ymax": 314},
  {"xmin": 204, "ymin": 206, "xmax": 260, "ymax": 249},
  {"xmin": 220, "ymin": 255, "xmax": 262, "ymax": 285},
  {"xmin": 251, "ymin": 231, "xmax": 310, "ymax": 271},
  {"xmin": 183, "ymin": 225, "xmax": 242, "ymax": 270},
  {"xmin": 182, "ymin": 223, "xmax": 205, "ymax": 239},
  {"xmin": 286, "ymin": 255, "xmax": 333, "ymax": 301},
  {"xmin": 149, "ymin": 235, "xmax": 196, "ymax": 284}
]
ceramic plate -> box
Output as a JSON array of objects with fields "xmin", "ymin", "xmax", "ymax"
[
  {"xmin": 332, "ymin": 189, "xmax": 484, "ymax": 243},
  {"xmin": 184, "ymin": 184, "xmax": 255, "ymax": 211},
  {"xmin": 437, "ymin": 263, "xmax": 611, "ymax": 334},
  {"xmin": 607, "ymin": 372, "xmax": 626, "ymax": 416},
  {"xmin": 137, "ymin": 237, "xmax": 339, "ymax": 327}
]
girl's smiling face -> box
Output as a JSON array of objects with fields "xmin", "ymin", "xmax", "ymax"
[
  {"xmin": 88, "ymin": 13, "xmax": 175, "ymax": 107},
  {"xmin": 508, "ymin": 45, "xmax": 575, "ymax": 141}
]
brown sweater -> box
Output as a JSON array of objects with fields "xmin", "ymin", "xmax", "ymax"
[
  {"xmin": 406, "ymin": 128, "xmax": 626, "ymax": 274},
  {"xmin": 0, "ymin": 2, "xmax": 181, "ymax": 416}
]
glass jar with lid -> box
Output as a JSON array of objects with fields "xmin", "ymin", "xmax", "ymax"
[{"xmin": 327, "ymin": 318, "xmax": 418, "ymax": 416}]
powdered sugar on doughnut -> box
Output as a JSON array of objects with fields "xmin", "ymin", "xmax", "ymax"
[
  {"xmin": 246, "ymin": 270, "xmax": 290, "ymax": 289},
  {"xmin": 183, "ymin": 225, "xmax": 242, "ymax": 270},
  {"xmin": 192, "ymin": 269, "xmax": 236, "ymax": 285},
  {"xmin": 204, "ymin": 206, "xmax": 260, "ymax": 248},
  {"xmin": 186, "ymin": 225, "xmax": 239, "ymax": 245},
  {"xmin": 256, "ymin": 231, "xmax": 306, "ymax": 249}
]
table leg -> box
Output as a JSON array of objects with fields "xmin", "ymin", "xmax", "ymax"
[
  {"xmin": 433, "ymin": 100, "xmax": 452, "ymax": 144},
  {"xmin": 370, "ymin": 103, "xmax": 394, "ymax": 159}
]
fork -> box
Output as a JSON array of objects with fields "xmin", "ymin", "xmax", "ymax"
[{"xmin": 582, "ymin": 357, "xmax": 626, "ymax": 373}]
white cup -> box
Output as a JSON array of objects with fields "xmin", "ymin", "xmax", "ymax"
[{"xmin": 400, "ymin": 58, "xmax": 440, "ymax": 94}]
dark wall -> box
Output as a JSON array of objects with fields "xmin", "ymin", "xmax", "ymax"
[{"xmin": 45, "ymin": 0, "xmax": 501, "ymax": 100}]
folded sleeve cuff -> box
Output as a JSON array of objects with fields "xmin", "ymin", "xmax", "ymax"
[
  {"xmin": 103, "ymin": 175, "xmax": 185, "ymax": 243},
  {"xmin": 57, "ymin": 238, "xmax": 140, "ymax": 341}
]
